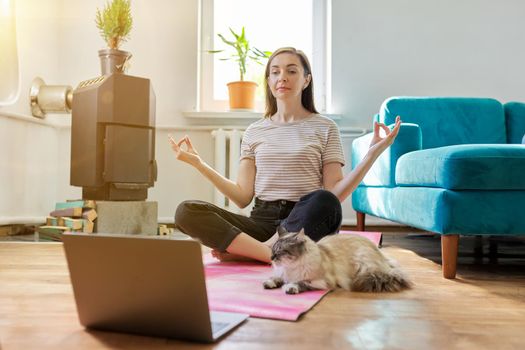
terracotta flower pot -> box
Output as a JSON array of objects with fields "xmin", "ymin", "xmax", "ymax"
[
  {"xmin": 226, "ymin": 81, "xmax": 258, "ymax": 111},
  {"xmin": 98, "ymin": 49, "xmax": 132, "ymax": 75}
]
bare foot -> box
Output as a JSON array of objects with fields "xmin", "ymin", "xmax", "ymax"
[{"xmin": 211, "ymin": 249, "xmax": 260, "ymax": 263}]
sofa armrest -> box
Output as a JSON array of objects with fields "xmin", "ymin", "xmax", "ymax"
[
  {"xmin": 504, "ymin": 102, "xmax": 525, "ymax": 144},
  {"xmin": 351, "ymin": 123, "xmax": 422, "ymax": 187}
]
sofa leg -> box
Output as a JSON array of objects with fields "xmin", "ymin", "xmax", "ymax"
[
  {"xmin": 488, "ymin": 238, "xmax": 498, "ymax": 264},
  {"xmin": 356, "ymin": 212, "xmax": 366, "ymax": 231},
  {"xmin": 441, "ymin": 234, "xmax": 459, "ymax": 279}
]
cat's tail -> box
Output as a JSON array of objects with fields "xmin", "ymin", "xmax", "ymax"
[{"xmin": 351, "ymin": 266, "xmax": 412, "ymax": 293}]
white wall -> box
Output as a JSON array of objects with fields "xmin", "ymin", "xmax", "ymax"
[
  {"xmin": 8, "ymin": 0, "xmax": 60, "ymax": 116},
  {"xmin": 56, "ymin": 0, "xmax": 199, "ymax": 125},
  {"xmin": 332, "ymin": 0, "xmax": 525, "ymax": 128},
  {"xmin": 0, "ymin": 0, "xmax": 61, "ymax": 224},
  {"xmin": 2, "ymin": 0, "xmax": 524, "ymax": 225},
  {"xmin": 0, "ymin": 116, "xmax": 59, "ymax": 224}
]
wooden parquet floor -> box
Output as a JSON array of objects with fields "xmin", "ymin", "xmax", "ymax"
[{"xmin": 1, "ymin": 231, "xmax": 524, "ymax": 350}]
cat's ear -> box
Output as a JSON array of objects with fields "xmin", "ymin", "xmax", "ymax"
[
  {"xmin": 298, "ymin": 228, "xmax": 306, "ymax": 237},
  {"xmin": 277, "ymin": 226, "xmax": 288, "ymax": 237}
]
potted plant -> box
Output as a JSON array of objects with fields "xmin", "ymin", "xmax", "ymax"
[
  {"xmin": 95, "ymin": 0, "xmax": 133, "ymax": 75},
  {"xmin": 209, "ymin": 27, "xmax": 271, "ymax": 110}
]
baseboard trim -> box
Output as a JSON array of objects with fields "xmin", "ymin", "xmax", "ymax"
[
  {"xmin": 161, "ymin": 217, "xmax": 404, "ymax": 227},
  {"xmin": 0, "ymin": 217, "xmax": 44, "ymax": 225},
  {"xmin": 0, "ymin": 216, "xmax": 407, "ymax": 229}
]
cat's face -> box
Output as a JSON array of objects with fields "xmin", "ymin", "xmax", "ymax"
[{"xmin": 271, "ymin": 227, "xmax": 307, "ymax": 264}]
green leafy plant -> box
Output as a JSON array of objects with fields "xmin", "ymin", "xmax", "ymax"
[
  {"xmin": 209, "ymin": 27, "xmax": 271, "ymax": 81},
  {"xmin": 95, "ymin": 0, "xmax": 133, "ymax": 50}
]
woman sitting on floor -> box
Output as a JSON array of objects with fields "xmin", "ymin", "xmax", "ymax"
[{"xmin": 169, "ymin": 47, "xmax": 401, "ymax": 263}]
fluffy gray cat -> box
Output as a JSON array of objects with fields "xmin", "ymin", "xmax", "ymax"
[{"xmin": 263, "ymin": 227, "xmax": 411, "ymax": 294}]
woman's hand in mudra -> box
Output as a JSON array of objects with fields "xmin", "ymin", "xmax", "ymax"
[
  {"xmin": 368, "ymin": 115, "xmax": 402, "ymax": 157},
  {"xmin": 168, "ymin": 134, "xmax": 202, "ymax": 167}
]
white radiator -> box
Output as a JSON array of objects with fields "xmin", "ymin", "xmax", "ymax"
[
  {"xmin": 211, "ymin": 128, "xmax": 249, "ymax": 214},
  {"xmin": 339, "ymin": 128, "xmax": 367, "ymax": 225}
]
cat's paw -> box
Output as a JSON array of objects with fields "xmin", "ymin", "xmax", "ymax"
[
  {"xmin": 284, "ymin": 283, "xmax": 301, "ymax": 294},
  {"xmin": 263, "ymin": 280, "xmax": 277, "ymax": 289},
  {"xmin": 263, "ymin": 277, "xmax": 284, "ymax": 289}
]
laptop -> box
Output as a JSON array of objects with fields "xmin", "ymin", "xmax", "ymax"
[{"xmin": 62, "ymin": 232, "xmax": 248, "ymax": 343}]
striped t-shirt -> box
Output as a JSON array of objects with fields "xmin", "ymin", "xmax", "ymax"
[{"xmin": 240, "ymin": 114, "xmax": 345, "ymax": 202}]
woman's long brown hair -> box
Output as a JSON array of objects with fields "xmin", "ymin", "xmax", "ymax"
[{"xmin": 264, "ymin": 47, "xmax": 318, "ymax": 118}]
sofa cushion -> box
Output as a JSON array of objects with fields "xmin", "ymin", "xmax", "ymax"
[
  {"xmin": 353, "ymin": 186, "xmax": 525, "ymax": 234},
  {"xmin": 379, "ymin": 97, "xmax": 507, "ymax": 149},
  {"xmin": 395, "ymin": 144, "xmax": 525, "ymax": 190}
]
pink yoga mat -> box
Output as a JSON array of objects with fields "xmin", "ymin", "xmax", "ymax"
[{"xmin": 204, "ymin": 230, "xmax": 382, "ymax": 321}]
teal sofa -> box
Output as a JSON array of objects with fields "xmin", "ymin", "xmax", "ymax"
[{"xmin": 352, "ymin": 97, "xmax": 525, "ymax": 278}]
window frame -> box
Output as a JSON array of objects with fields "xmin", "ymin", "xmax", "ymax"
[{"xmin": 197, "ymin": 0, "xmax": 330, "ymax": 113}]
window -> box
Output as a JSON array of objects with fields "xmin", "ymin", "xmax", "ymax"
[
  {"xmin": 0, "ymin": 0, "xmax": 20, "ymax": 106},
  {"xmin": 198, "ymin": 0, "xmax": 329, "ymax": 112}
]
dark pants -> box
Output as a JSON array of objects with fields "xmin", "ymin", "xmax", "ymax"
[{"xmin": 174, "ymin": 189, "xmax": 342, "ymax": 251}]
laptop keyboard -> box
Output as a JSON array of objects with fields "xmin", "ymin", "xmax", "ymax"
[{"xmin": 211, "ymin": 321, "xmax": 229, "ymax": 334}]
